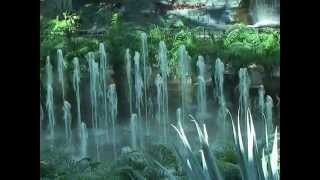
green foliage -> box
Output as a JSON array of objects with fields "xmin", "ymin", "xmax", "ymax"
[
  {"xmin": 223, "ymin": 24, "xmax": 280, "ymax": 69},
  {"xmin": 111, "ymin": 13, "xmax": 120, "ymax": 28},
  {"xmin": 214, "ymin": 145, "xmax": 238, "ymax": 164},
  {"xmin": 40, "ymin": 12, "xmax": 80, "ymax": 59},
  {"xmin": 147, "ymin": 144, "xmax": 179, "ymax": 170},
  {"xmin": 148, "ymin": 23, "xmax": 196, "ymax": 77},
  {"xmin": 105, "ymin": 13, "xmax": 140, "ymax": 69},
  {"xmin": 64, "ymin": 37, "xmax": 99, "ymax": 64}
]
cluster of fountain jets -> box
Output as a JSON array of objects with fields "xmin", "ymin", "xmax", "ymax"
[{"xmin": 41, "ymin": 33, "xmax": 278, "ymax": 174}]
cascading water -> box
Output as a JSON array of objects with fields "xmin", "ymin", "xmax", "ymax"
[
  {"xmin": 107, "ymin": 84, "xmax": 118, "ymax": 158},
  {"xmin": 63, "ymin": 101, "xmax": 72, "ymax": 145},
  {"xmin": 99, "ymin": 43, "xmax": 109, "ymax": 133},
  {"xmin": 57, "ymin": 49, "xmax": 65, "ymax": 101},
  {"xmin": 251, "ymin": 0, "xmax": 280, "ymax": 26},
  {"xmin": 125, "ymin": 49, "xmax": 133, "ymax": 115},
  {"xmin": 196, "ymin": 56, "xmax": 207, "ymax": 120},
  {"xmin": 178, "ymin": 45, "xmax": 189, "ymax": 124},
  {"xmin": 72, "ymin": 58, "xmax": 81, "ymax": 130},
  {"xmin": 140, "ymin": 32, "xmax": 149, "ymax": 136},
  {"xmin": 130, "ymin": 114, "xmax": 138, "ymax": 150},
  {"xmin": 79, "ymin": 122, "xmax": 88, "ymax": 158},
  {"xmin": 214, "ymin": 58, "xmax": 227, "ymax": 135},
  {"xmin": 45, "ymin": 56, "xmax": 55, "ymax": 141}
]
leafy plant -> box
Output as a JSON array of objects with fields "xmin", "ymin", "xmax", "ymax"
[
  {"xmin": 230, "ymin": 109, "xmax": 280, "ymax": 180},
  {"xmin": 223, "ymin": 24, "xmax": 280, "ymax": 69},
  {"xmin": 172, "ymin": 116, "xmax": 223, "ymax": 180},
  {"xmin": 105, "ymin": 13, "xmax": 140, "ymax": 70},
  {"xmin": 40, "ymin": 12, "xmax": 80, "ymax": 60},
  {"xmin": 172, "ymin": 109, "xmax": 280, "ymax": 180}
]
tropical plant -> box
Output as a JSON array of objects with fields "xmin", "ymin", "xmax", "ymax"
[
  {"xmin": 229, "ymin": 109, "xmax": 280, "ymax": 180},
  {"xmin": 172, "ymin": 109, "xmax": 280, "ymax": 180},
  {"xmin": 172, "ymin": 115, "xmax": 223, "ymax": 180}
]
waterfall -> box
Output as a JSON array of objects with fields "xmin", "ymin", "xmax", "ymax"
[{"xmin": 252, "ymin": 0, "xmax": 280, "ymax": 26}]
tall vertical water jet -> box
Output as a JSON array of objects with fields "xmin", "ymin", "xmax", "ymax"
[
  {"xmin": 57, "ymin": 49, "xmax": 65, "ymax": 101},
  {"xmin": 107, "ymin": 84, "xmax": 118, "ymax": 158},
  {"xmin": 155, "ymin": 74, "xmax": 167, "ymax": 143},
  {"xmin": 147, "ymin": 97, "xmax": 154, "ymax": 122},
  {"xmin": 99, "ymin": 43, "xmax": 108, "ymax": 131},
  {"xmin": 134, "ymin": 51, "xmax": 144, "ymax": 149},
  {"xmin": 46, "ymin": 56, "xmax": 55, "ymax": 141},
  {"xmin": 72, "ymin": 58, "xmax": 81, "ymax": 129},
  {"xmin": 130, "ymin": 114, "xmax": 138, "ymax": 150},
  {"xmin": 140, "ymin": 32, "xmax": 149, "ymax": 135},
  {"xmin": 88, "ymin": 52, "xmax": 101, "ymax": 160},
  {"xmin": 238, "ymin": 68, "xmax": 251, "ymax": 128},
  {"xmin": 214, "ymin": 58, "xmax": 227, "ymax": 135},
  {"xmin": 159, "ymin": 41, "xmax": 169, "ymax": 143},
  {"xmin": 134, "ymin": 52, "xmax": 143, "ymax": 117},
  {"xmin": 79, "ymin": 122, "xmax": 88, "ymax": 158},
  {"xmin": 176, "ymin": 108, "xmax": 182, "ymax": 126},
  {"xmin": 178, "ymin": 45, "xmax": 189, "ymax": 124},
  {"xmin": 125, "ymin": 49, "xmax": 133, "ymax": 115},
  {"xmin": 63, "ymin": 101, "xmax": 72, "ymax": 145},
  {"xmin": 265, "ymin": 95, "xmax": 274, "ymax": 140},
  {"xmin": 40, "ymin": 103, "xmax": 43, "ymax": 136},
  {"xmin": 258, "ymin": 85, "xmax": 265, "ymax": 120},
  {"xmin": 88, "ymin": 52, "xmax": 99, "ymax": 129},
  {"xmin": 196, "ymin": 56, "xmax": 207, "ymax": 120}
]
